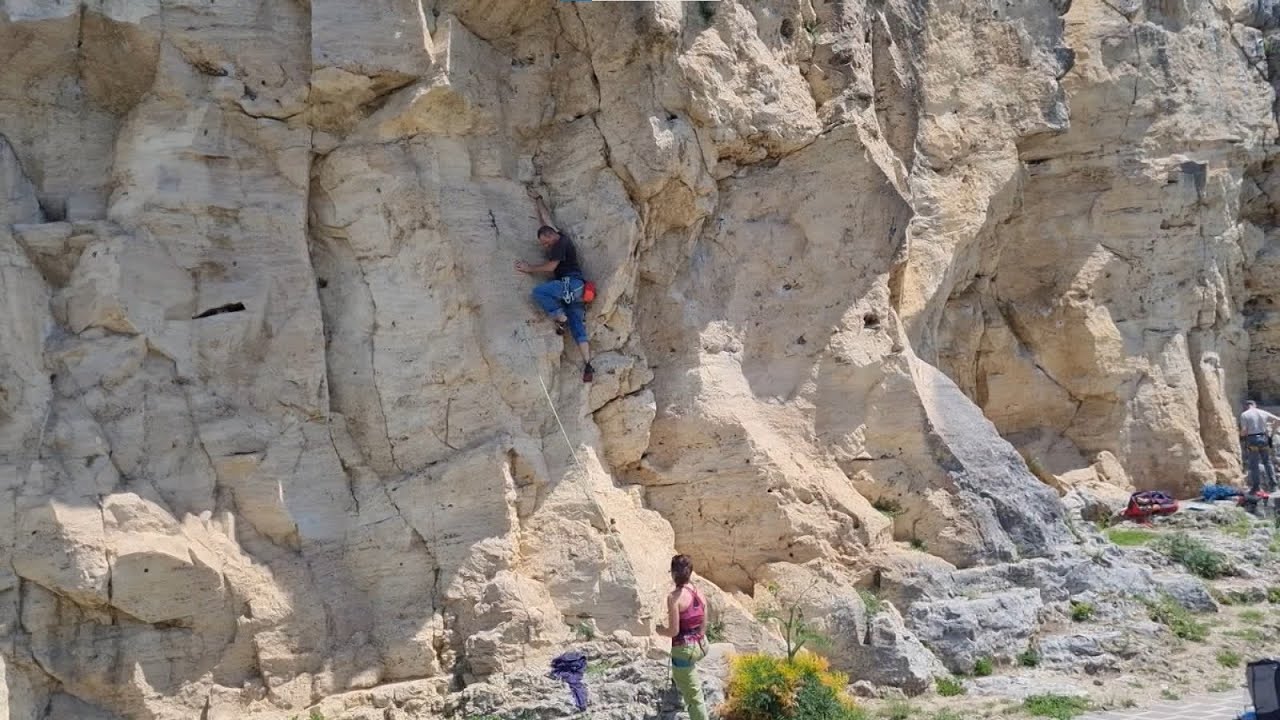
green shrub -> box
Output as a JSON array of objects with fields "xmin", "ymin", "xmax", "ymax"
[
  {"xmin": 1217, "ymin": 649, "xmax": 1243, "ymax": 668},
  {"xmin": 1106, "ymin": 528, "xmax": 1157, "ymax": 546},
  {"xmin": 1023, "ymin": 694, "xmax": 1091, "ymax": 719},
  {"xmin": 574, "ymin": 620, "xmax": 596, "ymax": 640},
  {"xmin": 1070, "ymin": 600, "xmax": 1095, "ymax": 622},
  {"xmin": 1156, "ymin": 533, "xmax": 1232, "ymax": 579},
  {"xmin": 706, "ymin": 618, "xmax": 727, "ymax": 643},
  {"xmin": 872, "ymin": 498, "xmax": 905, "ymax": 517},
  {"xmin": 309, "ymin": 711, "xmax": 325, "ymax": 720},
  {"xmin": 858, "ymin": 589, "xmax": 883, "ymax": 616},
  {"xmin": 935, "ymin": 676, "xmax": 966, "ymax": 697},
  {"xmin": 1145, "ymin": 596, "xmax": 1210, "ymax": 642},
  {"xmin": 910, "ymin": 538, "xmax": 927, "ymax": 551},
  {"xmin": 1268, "ymin": 586, "xmax": 1280, "ymax": 604},
  {"xmin": 1018, "ymin": 648, "xmax": 1042, "ymax": 668},
  {"xmin": 698, "ymin": 0, "xmax": 716, "ymax": 23},
  {"xmin": 931, "ymin": 713, "xmax": 964, "ymax": 720},
  {"xmin": 721, "ymin": 651, "xmax": 867, "ymax": 720},
  {"xmin": 972, "ymin": 657, "xmax": 994, "ymax": 677}
]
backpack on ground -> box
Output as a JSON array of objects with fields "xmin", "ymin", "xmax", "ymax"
[
  {"xmin": 1248, "ymin": 658, "xmax": 1280, "ymax": 720},
  {"xmin": 1121, "ymin": 490, "xmax": 1179, "ymax": 520}
]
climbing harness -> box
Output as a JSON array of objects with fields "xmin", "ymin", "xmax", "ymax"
[{"xmin": 558, "ymin": 277, "xmax": 596, "ymax": 305}]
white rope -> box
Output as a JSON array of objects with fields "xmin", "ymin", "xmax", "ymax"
[
  {"xmin": 516, "ymin": 327, "xmax": 647, "ymax": 601},
  {"xmin": 521, "ymin": 328, "xmax": 585, "ymax": 473}
]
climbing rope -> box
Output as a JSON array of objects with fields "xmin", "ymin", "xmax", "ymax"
[{"xmin": 515, "ymin": 326, "xmax": 650, "ymax": 611}]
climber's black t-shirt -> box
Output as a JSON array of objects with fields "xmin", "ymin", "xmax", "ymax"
[{"xmin": 545, "ymin": 233, "xmax": 583, "ymax": 280}]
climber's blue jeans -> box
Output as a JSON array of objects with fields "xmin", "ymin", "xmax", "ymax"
[
  {"xmin": 1244, "ymin": 434, "xmax": 1276, "ymax": 492},
  {"xmin": 531, "ymin": 277, "xmax": 587, "ymax": 344}
]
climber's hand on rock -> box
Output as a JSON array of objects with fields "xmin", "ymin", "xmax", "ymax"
[{"xmin": 515, "ymin": 260, "xmax": 529, "ymax": 273}]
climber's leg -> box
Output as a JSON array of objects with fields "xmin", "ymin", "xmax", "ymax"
[
  {"xmin": 565, "ymin": 301, "xmax": 593, "ymax": 382},
  {"xmin": 1247, "ymin": 446, "xmax": 1264, "ymax": 493},
  {"xmin": 531, "ymin": 280, "xmax": 569, "ymax": 331},
  {"xmin": 671, "ymin": 643, "xmax": 708, "ymax": 720}
]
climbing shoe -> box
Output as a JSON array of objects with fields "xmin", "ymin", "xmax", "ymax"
[{"xmin": 582, "ymin": 362, "xmax": 594, "ymax": 383}]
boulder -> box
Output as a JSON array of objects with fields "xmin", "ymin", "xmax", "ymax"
[
  {"xmin": 907, "ymin": 589, "xmax": 1043, "ymax": 674},
  {"xmin": 841, "ymin": 603, "xmax": 946, "ymax": 695}
]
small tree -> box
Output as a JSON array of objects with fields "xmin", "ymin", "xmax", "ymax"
[{"xmin": 755, "ymin": 579, "xmax": 831, "ymax": 662}]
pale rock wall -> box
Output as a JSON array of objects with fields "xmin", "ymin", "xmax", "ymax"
[
  {"xmin": 929, "ymin": 0, "xmax": 1277, "ymax": 494},
  {"xmin": 0, "ymin": 0, "xmax": 1277, "ymax": 718}
]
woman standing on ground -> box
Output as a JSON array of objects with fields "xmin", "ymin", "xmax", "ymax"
[{"xmin": 658, "ymin": 554, "xmax": 709, "ymax": 720}]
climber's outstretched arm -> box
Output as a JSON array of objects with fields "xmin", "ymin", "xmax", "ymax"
[
  {"xmin": 527, "ymin": 188, "xmax": 559, "ymax": 232},
  {"xmin": 515, "ymin": 258, "xmax": 559, "ymax": 274}
]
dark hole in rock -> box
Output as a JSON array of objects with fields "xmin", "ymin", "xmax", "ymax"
[
  {"xmin": 780, "ymin": 17, "xmax": 795, "ymax": 38},
  {"xmin": 192, "ymin": 302, "xmax": 246, "ymax": 319},
  {"xmin": 864, "ymin": 313, "xmax": 881, "ymax": 329}
]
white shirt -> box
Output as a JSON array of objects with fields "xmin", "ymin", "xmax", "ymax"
[{"xmin": 1240, "ymin": 407, "xmax": 1279, "ymax": 436}]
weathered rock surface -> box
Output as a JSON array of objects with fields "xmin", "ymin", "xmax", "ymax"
[
  {"xmin": 907, "ymin": 589, "xmax": 1044, "ymax": 674},
  {"xmin": 2, "ymin": 0, "xmax": 1279, "ymax": 717}
]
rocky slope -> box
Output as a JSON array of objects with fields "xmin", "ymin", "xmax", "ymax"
[{"xmin": 2, "ymin": 0, "xmax": 1279, "ymax": 718}]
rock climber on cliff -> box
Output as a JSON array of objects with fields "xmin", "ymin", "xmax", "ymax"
[
  {"xmin": 516, "ymin": 188, "xmax": 594, "ymax": 383},
  {"xmin": 1239, "ymin": 400, "xmax": 1280, "ymax": 494}
]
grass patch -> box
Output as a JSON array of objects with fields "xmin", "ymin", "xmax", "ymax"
[
  {"xmin": 935, "ymin": 676, "xmax": 966, "ymax": 697},
  {"xmin": 574, "ymin": 620, "xmax": 596, "ymax": 641},
  {"xmin": 1268, "ymin": 586, "xmax": 1280, "ymax": 604},
  {"xmin": 931, "ymin": 713, "xmax": 964, "ymax": 720},
  {"xmin": 1217, "ymin": 649, "xmax": 1243, "ymax": 668},
  {"xmin": 1210, "ymin": 679, "xmax": 1238, "ymax": 693},
  {"xmin": 1156, "ymin": 533, "xmax": 1232, "ymax": 579},
  {"xmin": 1023, "ymin": 694, "xmax": 1090, "ymax": 719},
  {"xmin": 1161, "ymin": 689, "xmax": 1181, "ymax": 701},
  {"xmin": 1018, "ymin": 648, "xmax": 1041, "ymax": 667},
  {"xmin": 1220, "ymin": 511, "xmax": 1254, "ymax": 539},
  {"xmin": 1145, "ymin": 595, "xmax": 1210, "ymax": 641},
  {"xmin": 1106, "ymin": 528, "xmax": 1157, "ymax": 546},
  {"xmin": 872, "ymin": 498, "xmax": 905, "ymax": 517},
  {"xmin": 1070, "ymin": 600, "xmax": 1096, "ymax": 622},
  {"xmin": 1228, "ymin": 628, "xmax": 1266, "ymax": 643},
  {"xmin": 910, "ymin": 537, "xmax": 927, "ymax": 551},
  {"xmin": 859, "ymin": 589, "xmax": 883, "ymax": 616},
  {"xmin": 879, "ymin": 701, "xmax": 915, "ymax": 720},
  {"xmin": 706, "ymin": 618, "xmax": 726, "ymax": 643},
  {"xmin": 1241, "ymin": 608, "xmax": 1266, "ymax": 623},
  {"xmin": 972, "ymin": 657, "xmax": 994, "ymax": 677}
]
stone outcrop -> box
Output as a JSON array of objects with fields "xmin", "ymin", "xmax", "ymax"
[{"xmin": 2, "ymin": 0, "xmax": 1279, "ymax": 717}]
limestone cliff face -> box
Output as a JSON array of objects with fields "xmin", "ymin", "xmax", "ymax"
[{"xmin": 0, "ymin": 0, "xmax": 1275, "ymax": 718}]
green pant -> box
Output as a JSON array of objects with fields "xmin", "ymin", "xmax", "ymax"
[{"xmin": 671, "ymin": 641, "xmax": 708, "ymax": 720}]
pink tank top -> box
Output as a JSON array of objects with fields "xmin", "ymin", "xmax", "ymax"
[{"xmin": 673, "ymin": 586, "xmax": 705, "ymax": 646}]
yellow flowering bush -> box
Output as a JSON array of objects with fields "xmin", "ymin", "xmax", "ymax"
[{"xmin": 720, "ymin": 650, "xmax": 866, "ymax": 720}]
